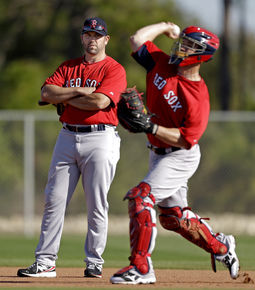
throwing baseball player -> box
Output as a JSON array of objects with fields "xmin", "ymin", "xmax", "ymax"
[
  {"xmin": 17, "ymin": 17, "xmax": 127, "ymax": 278},
  {"xmin": 110, "ymin": 22, "xmax": 240, "ymax": 284}
]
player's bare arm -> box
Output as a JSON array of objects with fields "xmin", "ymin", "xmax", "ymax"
[
  {"xmin": 154, "ymin": 126, "xmax": 189, "ymax": 149},
  {"xmin": 66, "ymin": 92, "xmax": 111, "ymax": 110},
  {"xmin": 130, "ymin": 22, "xmax": 180, "ymax": 52},
  {"xmin": 40, "ymin": 84, "xmax": 95, "ymax": 104}
]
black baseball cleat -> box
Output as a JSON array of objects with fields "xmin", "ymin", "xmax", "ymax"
[
  {"xmin": 17, "ymin": 262, "xmax": 56, "ymax": 277},
  {"xmin": 84, "ymin": 263, "xmax": 102, "ymax": 278}
]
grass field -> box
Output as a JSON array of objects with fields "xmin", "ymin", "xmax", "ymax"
[
  {"xmin": 0, "ymin": 233, "xmax": 254, "ymax": 269},
  {"xmin": 0, "ymin": 233, "xmax": 254, "ymax": 290}
]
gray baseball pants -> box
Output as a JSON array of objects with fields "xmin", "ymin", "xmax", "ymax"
[{"xmin": 35, "ymin": 126, "xmax": 120, "ymax": 267}]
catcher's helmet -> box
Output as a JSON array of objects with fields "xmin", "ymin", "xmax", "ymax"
[{"xmin": 169, "ymin": 26, "xmax": 220, "ymax": 66}]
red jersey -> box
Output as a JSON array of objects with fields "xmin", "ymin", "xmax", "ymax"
[
  {"xmin": 132, "ymin": 41, "xmax": 210, "ymax": 149},
  {"xmin": 43, "ymin": 56, "xmax": 127, "ymax": 126}
]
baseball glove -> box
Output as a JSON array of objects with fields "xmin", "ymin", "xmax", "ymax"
[{"xmin": 117, "ymin": 87, "xmax": 158, "ymax": 135}]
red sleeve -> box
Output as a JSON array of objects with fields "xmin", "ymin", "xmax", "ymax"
[{"xmin": 94, "ymin": 63, "xmax": 127, "ymax": 106}]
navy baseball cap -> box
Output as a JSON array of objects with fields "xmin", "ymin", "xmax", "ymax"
[{"xmin": 82, "ymin": 17, "xmax": 108, "ymax": 36}]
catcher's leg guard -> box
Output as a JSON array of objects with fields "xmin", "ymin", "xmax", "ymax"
[
  {"xmin": 158, "ymin": 206, "xmax": 228, "ymax": 256},
  {"xmin": 124, "ymin": 182, "xmax": 157, "ymax": 275}
]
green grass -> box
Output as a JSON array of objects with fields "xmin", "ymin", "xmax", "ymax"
[{"xmin": 0, "ymin": 233, "xmax": 254, "ymax": 272}]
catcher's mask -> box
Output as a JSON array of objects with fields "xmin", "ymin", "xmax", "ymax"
[{"xmin": 169, "ymin": 26, "xmax": 220, "ymax": 66}]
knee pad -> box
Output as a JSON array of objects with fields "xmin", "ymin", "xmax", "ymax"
[
  {"xmin": 158, "ymin": 206, "xmax": 183, "ymax": 230},
  {"xmin": 124, "ymin": 182, "xmax": 157, "ymax": 274},
  {"xmin": 158, "ymin": 206, "xmax": 227, "ymax": 255}
]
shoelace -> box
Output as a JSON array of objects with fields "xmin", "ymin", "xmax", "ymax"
[
  {"xmin": 28, "ymin": 262, "xmax": 37, "ymax": 269},
  {"xmin": 87, "ymin": 264, "xmax": 101, "ymax": 270}
]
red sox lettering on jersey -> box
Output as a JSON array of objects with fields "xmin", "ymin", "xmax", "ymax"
[
  {"xmin": 65, "ymin": 78, "xmax": 82, "ymax": 87},
  {"xmin": 153, "ymin": 73, "xmax": 182, "ymax": 113},
  {"xmin": 65, "ymin": 78, "xmax": 100, "ymax": 88},
  {"xmin": 163, "ymin": 90, "xmax": 182, "ymax": 112}
]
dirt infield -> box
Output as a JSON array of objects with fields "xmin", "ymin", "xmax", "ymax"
[{"xmin": 0, "ymin": 267, "xmax": 254, "ymax": 289}]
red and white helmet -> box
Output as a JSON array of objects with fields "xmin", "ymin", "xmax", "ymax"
[{"xmin": 169, "ymin": 26, "xmax": 220, "ymax": 66}]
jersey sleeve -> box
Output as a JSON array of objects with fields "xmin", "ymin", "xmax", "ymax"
[
  {"xmin": 132, "ymin": 41, "xmax": 162, "ymax": 72},
  {"xmin": 94, "ymin": 63, "xmax": 127, "ymax": 106}
]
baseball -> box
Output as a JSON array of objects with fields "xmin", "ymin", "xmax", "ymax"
[{"xmin": 172, "ymin": 25, "xmax": 181, "ymax": 38}]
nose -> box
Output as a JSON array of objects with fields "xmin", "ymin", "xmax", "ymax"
[
  {"xmin": 90, "ymin": 35, "xmax": 98, "ymax": 40},
  {"xmin": 180, "ymin": 44, "xmax": 187, "ymax": 52}
]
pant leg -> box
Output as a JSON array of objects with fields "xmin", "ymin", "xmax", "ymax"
[
  {"xmin": 144, "ymin": 144, "xmax": 201, "ymax": 204},
  {"xmin": 77, "ymin": 129, "xmax": 120, "ymax": 265},
  {"xmin": 158, "ymin": 186, "xmax": 188, "ymax": 208},
  {"xmin": 35, "ymin": 129, "xmax": 80, "ymax": 266}
]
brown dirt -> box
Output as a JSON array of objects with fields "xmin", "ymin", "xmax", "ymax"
[{"xmin": 0, "ymin": 267, "xmax": 254, "ymax": 288}]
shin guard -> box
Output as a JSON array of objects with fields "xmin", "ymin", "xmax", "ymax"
[
  {"xmin": 158, "ymin": 206, "xmax": 228, "ymax": 256},
  {"xmin": 124, "ymin": 182, "xmax": 157, "ymax": 274}
]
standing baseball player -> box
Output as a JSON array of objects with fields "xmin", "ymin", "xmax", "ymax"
[
  {"xmin": 17, "ymin": 16, "xmax": 127, "ymax": 278},
  {"xmin": 110, "ymin": 22, "xmax": 239, "ymax": 284}
]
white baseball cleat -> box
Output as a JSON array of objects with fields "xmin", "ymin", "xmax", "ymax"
[
  {"xmin": 110, "ymin": 265, "xmax": 156, "ymax": 284},
  {"xmin": 214, "ymin": 233, "xmax": 240, "ymax": 279}
]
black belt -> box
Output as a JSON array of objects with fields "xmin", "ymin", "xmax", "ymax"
[
  {"xmin": 63, "ymin": 124, "xmax": 106, "ymax": 133},
  {"xmin": 147, "ymin": 144, "xmax": 181, "ymax": 155}
]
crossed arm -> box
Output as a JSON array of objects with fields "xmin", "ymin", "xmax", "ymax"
[{"xmin": 41, "ymin": 84, "xmax": 111, "ymax": 110}]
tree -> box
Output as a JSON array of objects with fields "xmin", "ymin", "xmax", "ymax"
[
  {"xmin": 219, "ymin": 0, "xmax": 232, "ymax": 111},
  {"xmin": 237, "ymin": 0, "xmax": 248, "ymax": 109}
]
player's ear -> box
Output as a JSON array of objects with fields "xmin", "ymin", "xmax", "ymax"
[{"xmin": 105, "ymin": 35, "xmax": 110, "ymax": 45}]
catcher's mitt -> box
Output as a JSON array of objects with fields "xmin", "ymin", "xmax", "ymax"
[{"xmin": 117, "ymin": 87, "xmax": 158, "ymax": 135}]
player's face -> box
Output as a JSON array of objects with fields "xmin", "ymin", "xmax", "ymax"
[
  {"xmin": 81, "ymin": 31, "xmax": 110, "ymax": 55},
  {"xmin": 180, "ymin": 38, "xmax": 199, "ymax": 55},
  {"xmin": 171, "ymin": 37, "xmax": 202, "ymax": 61}
]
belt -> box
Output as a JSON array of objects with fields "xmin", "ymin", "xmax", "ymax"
[
  {"xmin": 63, "ymin": 124, "xmax": 107, "ymax": 133},
  {"xmin": 147, "ymin": 144, "xmax": 181, "ymax": 155}
]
